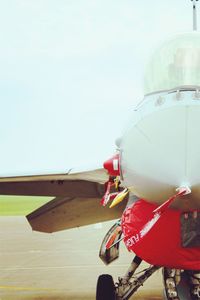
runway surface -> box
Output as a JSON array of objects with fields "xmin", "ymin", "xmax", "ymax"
[{"xmin": 0, "ymin": 217, "xmax": 163, "ymax": 299}]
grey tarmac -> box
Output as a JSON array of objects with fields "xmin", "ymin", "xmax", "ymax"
[{"xmin": 0, "ymin": 217, "xmax": 163, "ymax": 300}]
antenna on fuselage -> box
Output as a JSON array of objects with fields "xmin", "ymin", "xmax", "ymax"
[{"xmin": 191, "ymin": 0, "xmax": 199, "ymax": 30}]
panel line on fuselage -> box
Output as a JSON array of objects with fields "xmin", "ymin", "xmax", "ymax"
[{"xmin": 135, "ymin": 124, "xmax": 152, "ymax": 144}]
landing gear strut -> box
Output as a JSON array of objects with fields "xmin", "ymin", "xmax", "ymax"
[
  {"xmin": 96, "ymin": 264, "xmax": 159, "ymax": 300},
  {"xmin": 97, "ymin": 220, "xmax": 160, "ymax": 299},
  {"xmin": 97, "ymin": 220, "xmax": 200, "ymax": 300}
]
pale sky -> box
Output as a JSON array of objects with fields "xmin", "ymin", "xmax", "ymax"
[{"xmin": 0, "ymin": 0, "xmax": 196, "ymax": 176}]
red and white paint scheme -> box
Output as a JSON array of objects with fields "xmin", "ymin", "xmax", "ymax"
[
  {"xmin": 103, "ymin": 154, "xmax": 120, "ymax": 177},
  {"xmin": 102, "ymin": 32, "xmax": 200, "ymax": 273},
  {"xmin": 113, "ymin": 32, "xmax": 200, "ymax": 211},
  {"xmin": 1, "ymin": 7, "xmax": 200, "ymax": 300}
]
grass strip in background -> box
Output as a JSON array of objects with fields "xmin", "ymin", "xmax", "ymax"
[{"xmin": 0, "ymin": 196, "xmax": 52, "ymax": 216}]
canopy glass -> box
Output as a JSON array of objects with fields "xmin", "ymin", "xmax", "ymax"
[{"xmin": 144, "ymin": 33, "xmax": 200, "ymax": 94}]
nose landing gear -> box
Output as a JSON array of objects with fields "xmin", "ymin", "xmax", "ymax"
[{"xmin": 96, "ymin": 265, "xmax": 159, "ymax": 300}]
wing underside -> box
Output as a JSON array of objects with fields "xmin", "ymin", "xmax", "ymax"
[
  {"xmin": 26, "ymin": 195, "xmax": 126, "ymax": 233},
  {"xmin": 0, "ymin": 168, "xmax": 126, "ymax": 232}
]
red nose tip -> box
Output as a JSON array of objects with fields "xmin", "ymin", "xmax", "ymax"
[{"xmin": 103, "ymin": 153, "xmax": 120, "ymax": 176}]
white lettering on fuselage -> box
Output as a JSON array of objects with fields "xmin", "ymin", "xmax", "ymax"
[
  {"xmin": 126, "ymin": 234, "xmax": 140, "ymax": 247},
  {"xmin": 125, "ymin": 212, "xmax": 161, "ymax": 248}
]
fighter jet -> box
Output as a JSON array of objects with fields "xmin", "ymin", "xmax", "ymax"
[{"xmin": 0, "ymin": 1, "xmax": 200, "ymax": 299}]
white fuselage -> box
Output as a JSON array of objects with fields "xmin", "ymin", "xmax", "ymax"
[{"xmin": 120, "ymin": 89, "xmax": 200, "ymax": 210}]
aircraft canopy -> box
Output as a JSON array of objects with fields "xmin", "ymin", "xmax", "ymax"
[{"xmin": 144, "ymin": 33, "xmax": 200, "ymax": 95}]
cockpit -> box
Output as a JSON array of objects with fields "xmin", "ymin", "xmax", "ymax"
[{"xmin": 144, "ymin": 32, "xmax": 200, "ymax": 95}]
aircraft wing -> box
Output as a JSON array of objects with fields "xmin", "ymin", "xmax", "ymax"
[{"xmin": 0, "ymin": 168, "xmax": 127, "ymax": 233}]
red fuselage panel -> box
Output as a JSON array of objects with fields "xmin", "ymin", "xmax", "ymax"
[{"xmin": 121, "ymin": 199, "xmax": 200, "ymax": 270}]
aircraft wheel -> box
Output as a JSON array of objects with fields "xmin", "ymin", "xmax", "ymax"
[{"xmin": 96, "ymin": 274, "xmax": 116, "ymax": 300}]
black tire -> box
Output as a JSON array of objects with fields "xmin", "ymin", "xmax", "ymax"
[{"xmin": 96, "ymin": 274, "xmax": 116, "ymax": 300}]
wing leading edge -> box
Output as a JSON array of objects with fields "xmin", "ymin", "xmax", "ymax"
[{"xmin": 0, "ymin": 168, "xmax": 107, "ymax": 197}]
